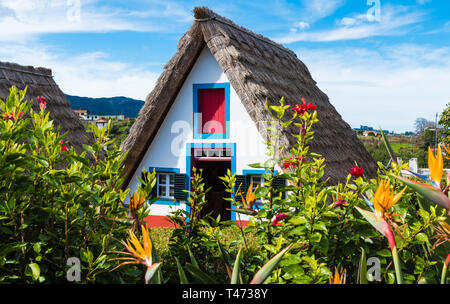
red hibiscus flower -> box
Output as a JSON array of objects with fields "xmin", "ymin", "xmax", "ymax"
[
  {"xmin": 37, "ymin": 96, "xmax": 46, "ymax": 110},
  {"xmin": 283, "ymin": 156, "xmax": 305, "ymax": 169},
  {"xmin": 349, "ymin": 165, "xmax": 364, "ymax": 178},
  {"xmin": 60, "ymin": 141, "xmax": 68, "ymax": 152},
  {"xmin": 291, "ymin": 97, "xmax": 317, "ymax": 116},
  {"xmin": 272, "ymin": 213, "xmax": 288, "ymax": 226},
  {"xmin": 283, "ymin": 162, "xmax": 293, "ymax": 169}
]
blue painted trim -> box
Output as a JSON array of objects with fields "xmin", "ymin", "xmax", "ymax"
[
  {"xmin": 149, "ymin": 167, "xmax": 180, "ymax": 205},
  {"xmin": 153, "ymin": 199, "xmax": 179, "ymax": 205},
  {"xmin": 193, "ymin": 83, "xmax": 230, "ymax": 139},
  {"xmin": 186, "ymin": 142, "xmax": 237, "ymax": 223},
  {"xmin": 242, "ymin": 169, "xmax": 279, "ymax": 176},
  {"xmin": 149, "ymin": 167, "xmax": 180, "ymax": 173}
]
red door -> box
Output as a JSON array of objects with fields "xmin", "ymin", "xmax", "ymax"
[{"xmin": 198, "ymin": 88, "xmax": 225, "ymax": 134}]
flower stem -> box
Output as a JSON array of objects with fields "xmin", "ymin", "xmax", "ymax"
[
  {"xmin": 391, "ymin": 245, "xmax": 403, "ymax": 284},
  {"xmin": 385, "ymin": 225, "xmax": 403, "ymax": 284},
  {"xmin": 441, "ymin": 254, "xmax": 449, "ymax": 284}
]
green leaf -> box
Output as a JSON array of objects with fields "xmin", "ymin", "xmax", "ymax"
[
  {"xmin": 185, "ymin": 263, "xmax": 216, "ymax": 284},
  {"xmin": 415, "ymin": 233, "xmax": 428, "ymax": 243},
  {"xmin": 187, "ymin": 245, "xmax": 199, "ymax": 269},
  {"xmin": 377, "ymin": 249, "xmax": 392, "ymax": 257},
  {"xmin": 250, "ymin": 243, "xmax": 293, "ymax": 284},
  {"xmin": 25, "ymin": 263, "xmax": 40, "ymax": 281},
  {"xmin": 359, "ymin": 247, "xmax": 368, "ymax": 284},
  {"xmin": 175, "ymin": 257, "xmax": 189, "ymax": 284},
  {"xmin": 231, "ymin": 246, "xmax": 243, "ymax": 284},
  {"xmin": 380, "ymin": 128, "xmax": 398, "ymax": 165},
  {"xmin": 33, "ymin": 243, "xmax": 41, "ymax": 254},
  {"xmin": 227, "ymin": 208, "xmax": 255, "ymax": 215},
  {"xmin": 289, "ymin": 216, "xmax": 307, "ymax": 225}
]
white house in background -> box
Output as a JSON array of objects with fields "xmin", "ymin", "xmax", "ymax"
[
  {"xmin": 95, "ymin": 119, "xmax": 108, "ymax": 130},
  {"xmin": 73, "ymin": 109, "xmax": 87, "ymax": 120},
  {"xmin": 119, "ymin": 7, "xmax": 378, "ymax": 227},
  {"xmin": 101, "ymin": 114, "xmax": 125, "ymax": 120}
]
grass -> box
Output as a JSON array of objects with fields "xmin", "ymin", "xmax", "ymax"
[
  {"xmin": 391, "ymin": 143, "xmax": 414, "ymax": 153},
  {"xmin": 148, "ymin": 226, "xmax": 263, "ymax": 283},
  {"xmin": 149, "ymin": 226, "xmax": 261, "ymax": 258}
]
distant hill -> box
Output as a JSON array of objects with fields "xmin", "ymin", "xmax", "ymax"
[{"xmin": 66, "ymin": 94, "xmax": 145, "ymax": 118}]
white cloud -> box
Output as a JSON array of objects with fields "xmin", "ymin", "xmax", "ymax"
[
  {"xmin": 291, "ymin": 21, "xmax": 310, "ymax": 32},
  {"xmin": 0, "ymin": 0, "xmax": 192, "ymax": 42},
  {"xmin": 0, "ymin": 43, "xmax": 159, "ymax": 100},
  {"xmin": 295, "ymin": 44, "xmax": 450, "ymax": 132},
  {"xmin": 300, "ymin": 0, "xmax": 346, "ymax": 22},
  {"xmin": 276, "ymin": 5, "xmax": 425, "ymax": 43}
]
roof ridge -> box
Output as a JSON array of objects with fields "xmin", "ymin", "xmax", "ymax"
[
  {"xmin": 194, "ymin": 6, "xmax": 296, "ymax": 57},
  {"xmin": 0, "ymin": 64, "xmax": 53, "ymax": 78}
]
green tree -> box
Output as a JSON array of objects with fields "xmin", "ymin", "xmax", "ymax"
[{"xmin": 438, "ymin": 102, "xmax": 450, "ymax": 144}]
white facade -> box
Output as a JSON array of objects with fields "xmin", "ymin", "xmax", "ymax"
[{"xmin": 126, "ymin": 47, "xmax": 280, "ymax": 223}]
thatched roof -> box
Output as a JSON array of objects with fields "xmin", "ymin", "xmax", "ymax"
[
  {"xmin": 0, "ymin": 61, "xmax": 90, "ymax": 154},
  {"xmin": 120, "ymin": 6, "xmax": 377, "ymax": 186}
]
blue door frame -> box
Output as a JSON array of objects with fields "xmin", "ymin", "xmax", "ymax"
[{"xmin": 185, "ymin": 142, "xmax": 237, "ymax": 222}]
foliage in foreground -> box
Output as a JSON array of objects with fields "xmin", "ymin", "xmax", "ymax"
[
  {"xmin": 0, "ymin": 87, "xmax": 150, "ymax": 283},
  {"xmin": 1, "ymin": 87, "xmax": 449, "ymax": 284}
]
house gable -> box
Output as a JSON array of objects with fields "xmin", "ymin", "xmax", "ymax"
[
  {"xmin": 125, "ymin": 47, "xmax": 270, "ymax": 217},
  {"xmin": 121, "ymin": 6, "xmax": 377, "ymax": 191}
]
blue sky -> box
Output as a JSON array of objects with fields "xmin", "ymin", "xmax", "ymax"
[{"xmin": 0, "ymin": 0, "xmax": 449, "ymax": 133}]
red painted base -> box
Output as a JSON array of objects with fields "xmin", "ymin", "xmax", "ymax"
[
  {"xmin": 143, "ymin": 215, "xmax": 249, "ymax": 228},
  {"xmin": 143, "ymin": 215, "xmax": 177, "ymax": 228},
  {"xmin": 236, "ymin": 220, "xmax": 249, "ymax": 227}
]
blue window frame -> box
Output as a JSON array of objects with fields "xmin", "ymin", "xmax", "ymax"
[
  {"xmin": 149, "ymin": 167, "xmax": 181, "ymax": 205},
  {"xmin": 242, "ymin": 169, "xmax": 280, "ymax": 208},
  {"xmin": 193, "ymin": 83, "xmax": 230, "ymax": 139}
]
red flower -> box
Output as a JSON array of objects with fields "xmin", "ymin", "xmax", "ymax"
[
  {"xmin": 349, "ymin": 166, "xmax": 364, "ymax": 178},
  {"xmin": 17, "ymin": 111, "xmax": 23, "ymax": 118},
  {"xmin": 61, "ymin": 141, "xmax": 68, "ymax": 152},
  {"xmin": 3, "ymin": 113, "xmax": 14, "ymax": 120},
  {"xmin": 332, "ymin": 199, "xmax": 348, "ymax": 209},
  {"xmin": 291, "ymin": 97, "xmax": 317, "ymax": 116},
  {"xmin": 272, "ymin": 213, "xmax": 288, "ymax": 226},
  {"xmin": 283, "ymin": 162, "xmax": 293, "ymax": 169},
  {"xmin": 37, "ymin": 96, "xmax": 46, "ymax": 110},
  {"xmin": 283, "ymin": 156, "xmax": 305, "ymax": 169}
]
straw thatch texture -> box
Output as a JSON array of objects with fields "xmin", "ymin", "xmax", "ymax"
[
  {"xmin": 0, "ymin": 61, "xmax": 90, "ymax": 154},
  {"xmin": 121, "ymin": 7, "xmax": 377, "ymax": 186}
]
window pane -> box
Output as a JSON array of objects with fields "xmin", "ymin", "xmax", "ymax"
[
  {"xmin": 250, "ymin": 175, "xmax": 264, "ymax": 189},
  {"xmin": 169, "ymin": 174, "xmax": 174, "ymax": 184},
  {"xmin": 159, "ymin": 186, "xmax": 166, "ymax": 196},
  {"xmin": 169, "ymin": 186, "xmax": 174, "ymax": 197},
  {"xmin": 158, "ymin": 174, "xmax": 166, "ymax": 184}
]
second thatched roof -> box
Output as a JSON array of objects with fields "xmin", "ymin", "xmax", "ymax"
[
  {"xmin": 0, "ymin": 61, "xmax": 90, "ymax": 154},
  {"xmin": 121, "ymin": 6, "xmax": 377, "ymax": 186}
]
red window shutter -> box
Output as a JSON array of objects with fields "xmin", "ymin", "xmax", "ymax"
[{"xmin": 198, "ymin": 88, "xmax": 225, "ymax": 134}]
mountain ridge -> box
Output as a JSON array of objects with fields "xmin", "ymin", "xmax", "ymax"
[{"xmin": 66, "ymin": 94, "xmax": 144, "ymax": 118}]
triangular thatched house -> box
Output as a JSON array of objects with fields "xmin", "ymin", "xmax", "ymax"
[
  {"xmin": 0, "ymin": 61, "xmax": 90, "ymax": 153},
  {"xmin": 120, "ymin": 7, "xmax": 377, "ymax": 226}
]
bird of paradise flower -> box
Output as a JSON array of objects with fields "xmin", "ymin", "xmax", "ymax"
[{"xmin": 110, "ymin": 225, "xmax": 161, "ymax": 284}]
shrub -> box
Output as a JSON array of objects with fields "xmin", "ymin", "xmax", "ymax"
[{"xmin": 0, "ymin": 87, "xmax": 138, "ymax": 283}]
